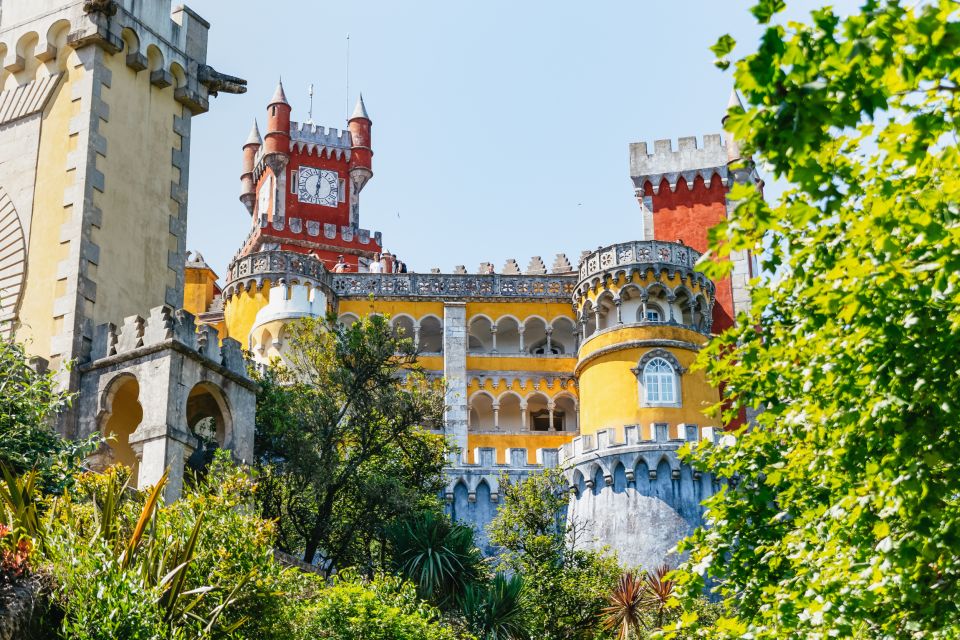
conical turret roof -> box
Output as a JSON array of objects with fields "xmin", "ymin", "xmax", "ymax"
[
  {"xmin": 244, "ymin": 119, "xmax": 262, "ymax": 146},
  {"xmin": 350, "ymin": 93, "xmax": 370, "ymax": 120},
  {"xmin": 269, "ymin": 79, "xmax": 289, "ymax": 106}
]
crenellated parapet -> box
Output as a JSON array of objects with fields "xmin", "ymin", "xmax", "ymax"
[
  {"xmin": 87, "ymin": 305, "xmax": 249, "ymax": 380},
  {"xmin": 0, "ymin": 1, "xmax": 244, "ymax": 113},
  {"xmin": 561, "ymin": 425, "xmax": 725, "ymax": 571},
  {"xmin": 239, "ymin": 215, "xmax": 383, "ymax": 261},
  {"xmin": 445, "ymin": 446, "xmax": 560, "ymax": 553},
  {"xmin": 629, "ymin": 135, "xmax": 729, "ymax": 196}
]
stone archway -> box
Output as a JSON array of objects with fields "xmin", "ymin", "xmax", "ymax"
[
  {"xmin": 95, "ymin": 373, "xmax": 143, "ymax": 482},
  {"xmin": 185, "ymin": 381, "xmax": 232, "ymax": 473}
]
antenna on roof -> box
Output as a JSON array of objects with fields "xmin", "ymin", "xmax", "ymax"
[
  {"xmin": 345, "ymin": 33, "xmax": 351, "ymax": 121},
  {"xmin": 306, "ymin": 84, "xmax": 314, "ymax": 125}
]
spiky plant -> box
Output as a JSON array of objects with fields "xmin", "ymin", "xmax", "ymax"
[
  {"xmin": 602, "ymin": 571, "xmax": 646, "ymax": 640},
  {"xmin": 460, "ymin": 572, "xmax": 529, "ymax": 640},
  {"xmin": 639, "ymin": 565, "xmax": 674, "ymax": 629},
  {"xmin": 387, "ymin": 511, "xmax": 485, "ymax": 608}
]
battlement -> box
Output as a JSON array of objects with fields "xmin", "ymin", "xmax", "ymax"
[
  {"xmin": 87, "ymin": 305, "xmax": 248, "ymax": 379},
  {"xmin": 444, "ymin": 446, "xmax": 560, "ymax": 503},
  {"xmin": 254, "ymin": 214, "xmax": 382, "ymax": 247},
  {"xmin": 629, "ymin": 135, "xmax": 730, "ymax": 195},
  {"xmin": 290, "ymin": 121, "xmax": 352, "ymax": 149}
]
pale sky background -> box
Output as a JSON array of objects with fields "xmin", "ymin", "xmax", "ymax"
[{"xmin": 184, "ymin": 0, "xmax": 858, "ymax": 278}]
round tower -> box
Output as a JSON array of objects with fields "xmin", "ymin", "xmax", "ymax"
[
  {"xmin": 573, "ymin": 240, "xmax": 718, "ymax": 440},
  {"xmin": 239, "ymin": 119, "xmax": 261, "ymax": 214},
  {"xmin": 263, "ymin": 80, "xmax": 291, "ymax": 162},
  {"xmin": 564, "ymin": 240, "xmax": 723, "ymax": 570},
  {"xmin": 347, "ymin": 94, "xmax": 373, "ymax": 209}
]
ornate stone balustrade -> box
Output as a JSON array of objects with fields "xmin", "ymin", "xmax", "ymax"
[
  {"xmin": 577, "ymin": 240, "xmax": 704, "ymax": 288},
  {"xmin": 224, "ymin": 250, "xmax": 333, "ymax": 298},
  {"xmin": 332, "ymin": 273, "xmax": 576, "ymax": 301}
]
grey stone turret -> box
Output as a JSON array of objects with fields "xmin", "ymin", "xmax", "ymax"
[{"xmin": 630, "ymin": 135, "xmax": 729, "ymax": 194}]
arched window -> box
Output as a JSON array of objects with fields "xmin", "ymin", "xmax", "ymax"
[
  {"xmin": 644, "ymin": 307, "xmax": 662, "ymax": 322},
  {"xmin": 643, "ymin": 358, "xmax": 676, "ymax": 404},
  {"xmin": 634, "ymin": 350, "xmax": 684, "ymax": 408}
]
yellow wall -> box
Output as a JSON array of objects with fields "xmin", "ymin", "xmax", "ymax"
[
  {"xmin": 466, "ymin": 355, "xmax": 574, "ymax": 374},
  {"xmin": 338, "ymin": 299, "xmax": 445, "ymax": 320},
  {"xmin": 16, "ymin": 55, "xmax": 80, "ymax": 361},
  {"xmin": 183, "ymin": 266, "xmax": 218, "ymax": 318},
  {"xmin": 93, "ymin": 52, "xmax": 182, "ymax": 328},
  {"xmin": 103, "ymin": 377, "xmax": 143, "ymax": 479},
  {"xmin": 577, "ymin": 325, "xmax": 717, "ymax": 440},
  {"xmin": 467, "ymin": 433, "xmax": 575, "ymax": 464},
  {"xmin": 223, "ymin": 283, "xmax": 271, "ymax": 347},
  {"xmin": 465, "ymin": 301, "xmax": 575, "ymax": 323}
]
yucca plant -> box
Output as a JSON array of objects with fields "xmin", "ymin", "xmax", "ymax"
[
  {"xmin": 460, "ymin": 572, "xmax": 529, "ymax": 640},
  {"xmin": 603, "ymin": 565, "xmax": 676, "ymax": 638},
  {"xmin": 603, "ymin": 571, "xmax": 646, "ymax": 640},
  {"xmin": 387, "ymin": 511, "xmax": 486, "ymax": 609},
  {"xmin": 639, "ymin": 565, "xmax": 674, "ymax": 629}
]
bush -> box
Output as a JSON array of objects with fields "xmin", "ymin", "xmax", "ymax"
[{"xmin": 289, "ymin": 570, "xmax": 470, "ymax": 640}]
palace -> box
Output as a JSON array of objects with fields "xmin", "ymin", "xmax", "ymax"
[{"xmin": 1, "ymin": 1, "xmax": 757, "ymax": 569}]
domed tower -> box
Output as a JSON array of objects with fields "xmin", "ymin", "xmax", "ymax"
[{"xmin": 562, "ymin": 241, "xmax": 724, "ymax": 570}]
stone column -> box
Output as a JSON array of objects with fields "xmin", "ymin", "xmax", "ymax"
[
  {"xmin": 548, "ymin": 403, "xmax": 556, "ymax": 431},
  {"xmin": 442, "ymin": 303, "xmax": 468, "ymax": 464},
  {"xmin": 593, "ymin": 307, "xmax": 601, "ymax": 333},
  {"xmin": 518, "ymin": 325, "xmax": 525, "ymax": 353},
  {"xmin": 490, "ymin": 323, "xmax": 498, "ymax": 354},
  {"xmin": 615, "ymin": 299, "xmax": 623, "ymax": 324},
  {"xmin": 129, "ymin": 424, "xmax": 197, "ymax": 501},
  {"xmin": 521, "ymin": 402, "xmax": 528, "ymax": 430},
  {"xmin": 413, "ymin": 324, "xmax": 421, "ymax": 350},
  {"xmin": 546, "ymin": 327, "xmax": 553, "ymax": 353},
  {"xmin": 493, "ymin": 405, "xmax": 500, "ymax": 430}
]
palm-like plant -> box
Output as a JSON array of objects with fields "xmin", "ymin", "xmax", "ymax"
[
  {"xmin": 639, "ymin": 564, "xmax": 674, "ymax": 629},
  {"xmin": 603, "ymin": 565, "xmax": 676, "ymax": 638},
  {"xmin": 603, "ymin": 571, "xmax": 645, "ymax": 640},
  {"xmin": 387, "ymin": 511, "xmax": 485, "ymax": 608},
  {"xmin": 460, "ymin": 572, "xmax": 529, "ymax": 640}
]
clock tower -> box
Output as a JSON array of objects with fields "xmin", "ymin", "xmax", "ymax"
[{"xmin": 238, "ymin": 83, "xmax": 380, "ymax": 271}]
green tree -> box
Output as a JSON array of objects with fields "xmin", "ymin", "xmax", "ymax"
[
  {"xmin": 674, "ymin": 1, "xmax": 960, "ymax": 637},
  {"xmin": 0, "ymin": 339, "xmax": 95, "ymax": 493},
  {"xmin": 488, "ymin": 469, "xmax": 619, "ymax": 640},
  {"xmin": 253, "ymin": 314, "xmax": 449, "ymax": 571}
]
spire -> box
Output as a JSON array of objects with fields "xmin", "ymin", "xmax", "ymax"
[
  {"xmin": 724, "ymin": 89, "xmax": 744, "ymax": 163},
  {"xmin": 244, "ymin": 119, "xmax": 262, "ymax": 146},
  {"xmin": 723, "ymin": 88, "xmax": 744, "ymax": 123},
  {"xmin": 350, "ymin": 93, "xmax": 369, "ymax": 120},
  {"xmin": 269, "ymin": 79, "xmax": 288, "ymax": 106}
]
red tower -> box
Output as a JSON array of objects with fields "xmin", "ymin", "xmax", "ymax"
[
  {"xmin": 238, "ymin": 82, "xmax": 381, "ymax": 270},
  {"xmin": 628, "ymin": 92, "xmax": 759, "ymax": 334}
]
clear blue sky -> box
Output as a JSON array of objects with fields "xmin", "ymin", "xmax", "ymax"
[{"xmin": 184, "ymin": 0, "xmax": 857, "ymax": 278}]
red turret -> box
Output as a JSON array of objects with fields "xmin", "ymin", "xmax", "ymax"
[
  {"xmin": 239, "ymin": 119, "xmax": 261, "ymax": 214},
  {"xmin": 348, "ymin": 94, "xmax": 373, "ymax": 188},
  {"xmin": 263, "ymin": 80, "xmax": 291, "ymax": 158}
]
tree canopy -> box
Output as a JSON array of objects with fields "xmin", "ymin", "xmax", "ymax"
[
  {"xmin": 253, "ymin": 314, "xmax": 449, "ymax": 571},
  {"xmin": 675, "ymin": 1, "xmax": 960, "ymax": 637}
]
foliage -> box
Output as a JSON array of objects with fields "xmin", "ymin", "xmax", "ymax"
[
  {"xmin": 387, "ymin": 510, "xmax": 486, "ymax": 608},
  {"xmin": 674, "ymin": 0, "xmax": 960, "ymax": 638},
  {"xmin": 41, "ymin": 453, "xmax": 282, "ymax": 639},
  {"xmin": 0, "ymin": 339, "xmax": 96, "ymax": 493},
  {"xmin": 0, "ymin": 522, "xmax": 32, "ymax": 581},
  {"xmin": 603, "ymin": 566, "xmax": 678, "ymax": 639},
  {"xmin": 253, "ymin": 313, "xmax": 449, "ymax": 571},
  {"xmin": 288, "ymin": 570, "xmax": 470, "ymax": 640},
  {"xmin": 460, "ymin": 572, "xmax": 528, "ymax": 640},
  {"xmin": 489, "ymin": 469, "xmax": 620, "ymax": 639}
]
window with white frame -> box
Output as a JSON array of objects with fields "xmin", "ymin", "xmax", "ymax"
[
  {"xmin": 635, "ymin": 349, "xmax": 683, "ymax": 408},
  {"xmin": 643, "ymin": 358, "xmax": 676, "ymax": 404}
]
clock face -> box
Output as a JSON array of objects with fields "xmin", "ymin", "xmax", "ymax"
[
  {"xmin": 258, "ymin": 174, "xmax": 273, "ymax": 216},
  {"xmin": 298, "ymin": 166, "xmax": 339, "ymax": 207}
]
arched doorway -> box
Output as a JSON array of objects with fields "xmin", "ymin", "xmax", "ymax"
[
  {"xmin": 99, "ymin": 374, "xmax": 143, "ymax": 483},
  {"xmin": 185, "ymin": 382, "xmax": 232, "ymax": 473}
]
